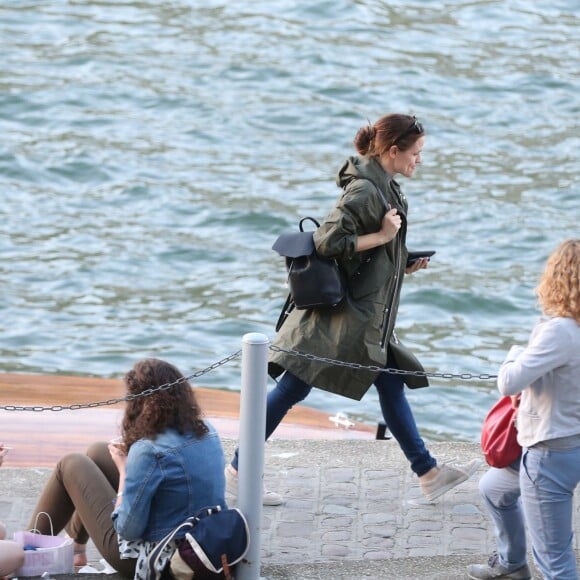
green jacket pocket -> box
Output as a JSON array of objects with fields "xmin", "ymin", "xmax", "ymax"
[{"xmin": 388, "ymin": 338, "xmax": 429, "ymax": 389}]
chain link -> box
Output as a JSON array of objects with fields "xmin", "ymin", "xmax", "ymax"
[
  {"xmin": 0, "ymin": 350, "xmax": 241, "ymax": 413},
  {"xmin": 269, "ymin": 345, "xmax": 498, "ymax": 381}
]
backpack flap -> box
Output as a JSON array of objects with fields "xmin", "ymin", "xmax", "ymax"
[{"xmin": 272, "ymin": 231, "xmax": 315, "ymax": 259}]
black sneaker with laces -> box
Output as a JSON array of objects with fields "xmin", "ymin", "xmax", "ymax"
[{"xmin": 466, "ymin": 552, "xmax": 531, "ymax": 579}]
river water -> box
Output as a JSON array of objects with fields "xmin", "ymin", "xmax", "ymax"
[{"xmin": 0, "ymin": 0, "xmax": 578, "ymax": 442}]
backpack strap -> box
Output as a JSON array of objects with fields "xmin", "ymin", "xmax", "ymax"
[
  {"xmin": 299, "ymin": 216, "xmax": 320, "ymax": 231},
  {"xmin": 275, "ymin": 293, "xmax": 295, "ymax": 332},
  {"xmin": 352, "ymin": 176, "xmax": 390, "ymax": 212},
  {"xmin": 146, "ymin": 520, "xmax": 194, "ymax": 580}
]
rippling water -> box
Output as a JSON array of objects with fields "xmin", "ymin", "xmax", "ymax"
[{"xmin": 0, "ymin": 0, "xmax": 578, "ymax": 442}]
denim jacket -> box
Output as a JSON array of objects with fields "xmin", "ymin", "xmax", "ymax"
[{"xmin": 112, "ymin": 424, "xmax": 226, "ymax": 542}]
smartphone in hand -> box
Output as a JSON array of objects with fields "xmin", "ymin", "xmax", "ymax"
[{"xmin": 406, "ymin": 250, "xmax": 436, "ymax": 268}]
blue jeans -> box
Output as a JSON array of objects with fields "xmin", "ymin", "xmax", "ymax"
[
  {"xmin": 232, "ymin": 368, "xmax": 436, "ymax": 477},
  {"xmin": 478, "ymin": 462, "xmax": 527, "ymax": 571},
  {"xmin": 374, "ymin": 369, "xmax": 436, "ymax": 476},
  {"xmin": 520, "ymin": 445, "xmax": 580, "ymax": 580}
]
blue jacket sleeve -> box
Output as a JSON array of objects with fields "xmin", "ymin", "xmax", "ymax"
[{"xmin": 111, "ymin": 440, "xmax": 164, "ymax": 541}]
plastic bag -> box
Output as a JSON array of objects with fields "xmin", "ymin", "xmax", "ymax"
[{"xmin": 13, "ymin": 512, "xmax": 74, "ymax": 577}]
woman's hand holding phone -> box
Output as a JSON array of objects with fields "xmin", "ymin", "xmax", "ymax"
[{"xmin": 405, "ymin": 250, "xmax": 435, "ymax": 274}]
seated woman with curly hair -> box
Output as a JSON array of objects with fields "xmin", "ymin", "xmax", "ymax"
[{"xmin": 26, "ymin": 358, "xmax": 226, "ymax": 579}]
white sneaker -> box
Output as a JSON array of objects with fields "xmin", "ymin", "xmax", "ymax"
[
  {"xmin": 467, "ymin": 552, "xmax": 532, "ymax": 579},
  {"xmin": 420, "ymin": 458, "xmax": 481, "ymax": 502},
  {"xmin": 225, "ymin": 464, "xmax": 284, "ymax": 506}
]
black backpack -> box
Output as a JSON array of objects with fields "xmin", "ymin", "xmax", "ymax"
[{"xmin": 272, "ymin": 216, "xmax": 346, "ymax": 331}]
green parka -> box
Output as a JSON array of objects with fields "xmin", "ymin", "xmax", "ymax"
[{"xmin": 269, "ymin": 155, "xmax": 428, "ymax": 401}]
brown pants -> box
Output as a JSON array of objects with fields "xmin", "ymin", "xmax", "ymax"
[{"xmin": 27, "ymin": 442, "xmax": 135, "ymax": 578}]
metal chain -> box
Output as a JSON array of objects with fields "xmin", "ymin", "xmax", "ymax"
[
  {"xmin": 1, "ymin": 343, "xmax": 497, "ymax": 413},
  {"xmin": 269, "ymin": 345, "xmax": 498, "ymax": 380},
  {"xmin": 0, "ymin": 350, "xmax": 241, "ymax": 412}
]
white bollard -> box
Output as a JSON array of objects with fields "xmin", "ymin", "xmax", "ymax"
[{"xmin": 236, "ymin": 332, "xmax": 269, "ymax": 580}]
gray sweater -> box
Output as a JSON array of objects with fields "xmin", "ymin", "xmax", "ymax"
[{"xmin": 498, "ymin": 316, "xmax": 580, "ymax": 449}]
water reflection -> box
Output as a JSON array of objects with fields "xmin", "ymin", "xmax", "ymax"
[{"xmin": 0, "ymin": 0, "xmax": 578, "ymax": 441}]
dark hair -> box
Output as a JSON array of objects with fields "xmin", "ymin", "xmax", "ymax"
[
  {"xmin": 353, "ymin": 114, "xmax": 425, "ymax": 158},
  {"xmin": 121, "ymin": 358, "xmax": 208, "ymax": 450}
]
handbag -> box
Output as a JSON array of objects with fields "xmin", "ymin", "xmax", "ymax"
[
  {"xmin": 480, "ymin": 396, "xmax": 522, "ymax": 468},
  {"xmin": 272, "ymin": 217, "xmax": 346, "ymax": 317},
  {"xmin": 147, "ymin": 506, "xmax": 249, "ymax": 580},
  {"xmin": 12, "ymin": 512, "xmax": 74, "ymax": 577}
]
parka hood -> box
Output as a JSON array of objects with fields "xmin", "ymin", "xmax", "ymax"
[{"xmin": 336, "ymin": 156, "xmax": 399, "ymax": 202}]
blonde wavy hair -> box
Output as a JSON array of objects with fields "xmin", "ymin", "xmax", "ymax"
[{"xmin": 536, "ymin": 239, "xmax": 580, "ymax": 322}]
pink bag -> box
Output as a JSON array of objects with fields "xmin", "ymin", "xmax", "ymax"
[
  {"xmin": 13, "ymin": 512, "xmax": 74, "ymax": 577},
  {"xmin": 481, "ymin": 396, "xmax": 522, "ymax": 468}
]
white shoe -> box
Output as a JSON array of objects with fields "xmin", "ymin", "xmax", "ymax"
[
  {"xmin": 420, "ymin": 458, "xmax": 481, "ymax": 502},
  {"xmin": 225, "ymin": 464, "xmax": 284, "ymax": 506}
]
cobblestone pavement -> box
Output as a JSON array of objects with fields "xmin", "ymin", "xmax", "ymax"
[{"xmin": 2, "ymin": 440, "xmax": 579, "ymax": 579}]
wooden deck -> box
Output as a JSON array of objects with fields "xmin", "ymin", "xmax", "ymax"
[{"xmin": 0, "ymin": 373, "xmax": 374, "ymax": 467}]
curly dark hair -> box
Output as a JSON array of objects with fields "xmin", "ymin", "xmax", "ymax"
[{"xmin": 121, "ymin": 358, "xmax": 208, "ymax": 450}]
